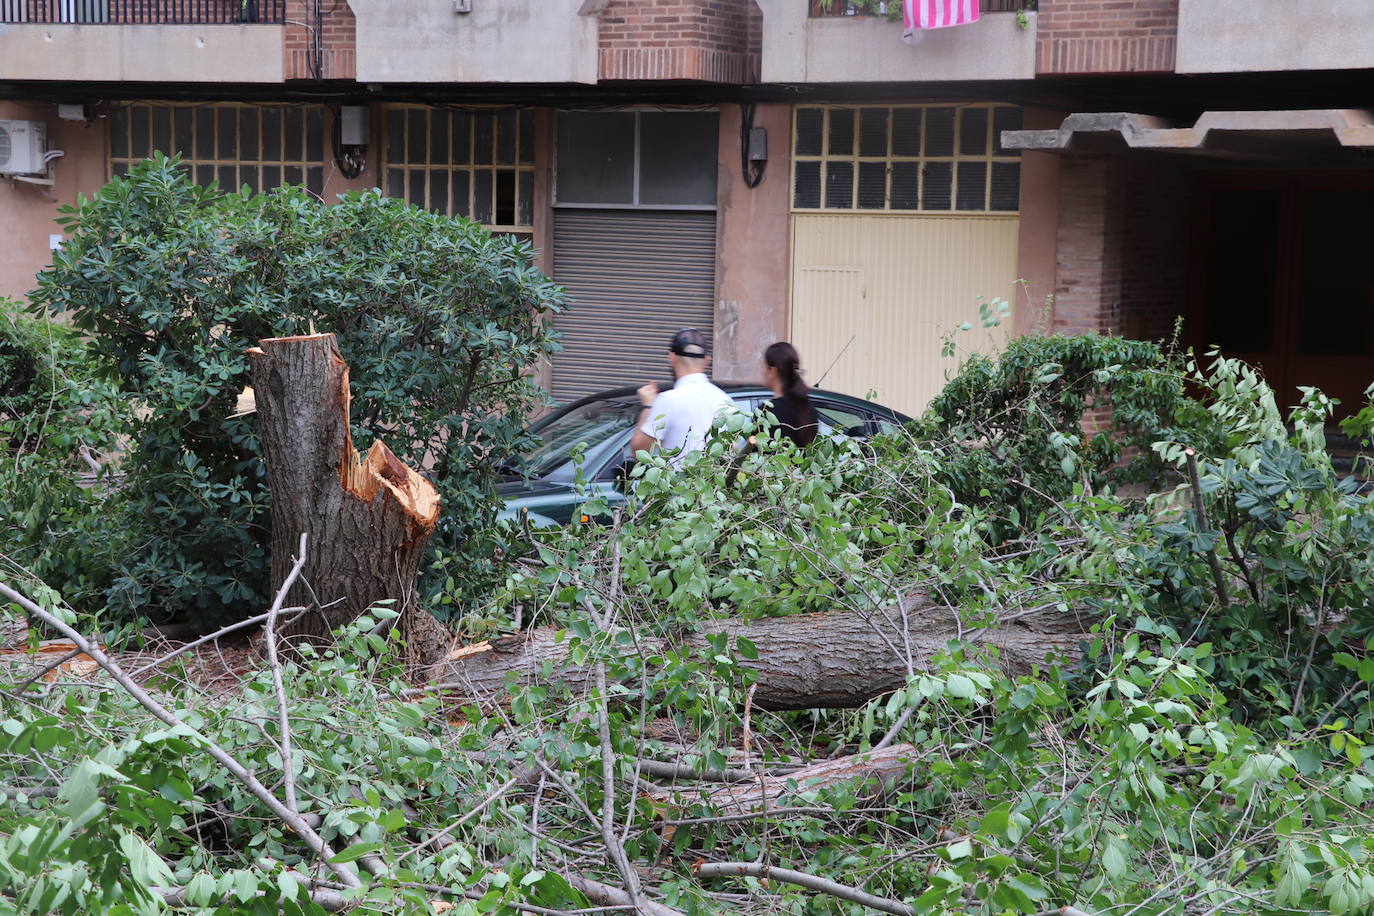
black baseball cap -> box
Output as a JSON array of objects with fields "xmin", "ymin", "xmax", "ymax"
[{"xmin": 669, "ymin": 328, "xmax": 708, "ymax": 358}]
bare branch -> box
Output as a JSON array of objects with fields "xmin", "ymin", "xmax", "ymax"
[
  {"xmin": 265, "ymin": 532, "xmax": 309, "ymax": 814},
  {"xmin": 696, "ymin": 861, "xmax": 913, "ymax": 915}
]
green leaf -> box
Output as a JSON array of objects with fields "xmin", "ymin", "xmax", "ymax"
[{"xmin": 330, "ymin": 842, "xmax": 383, "ymax": 864}]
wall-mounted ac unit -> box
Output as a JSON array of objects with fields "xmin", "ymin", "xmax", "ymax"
[{"xmin": 0, "ymin": 120, "xmax": 47, "ymax": 176}]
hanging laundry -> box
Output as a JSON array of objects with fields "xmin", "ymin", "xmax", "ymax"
[{"xmin": 903, "ymin": 0, "xmax": 979, "ymax": 41}]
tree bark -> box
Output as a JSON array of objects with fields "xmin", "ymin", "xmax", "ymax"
[
  {"xmin": 426, "ymin": 601, "xmax": 1087, "ymax": 711},
  {"xmin": 248, "ymin": 333, "xmax": 454, "ymax": 671}
]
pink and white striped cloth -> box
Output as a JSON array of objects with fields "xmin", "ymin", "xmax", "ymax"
[{"xmin": 903, "ymin": 0, "xmax": 979, "ymax": 37}]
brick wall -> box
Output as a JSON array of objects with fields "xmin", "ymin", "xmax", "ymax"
[
  {"xmin": 598, "ymin": 0, "xmax": 760, "ymax": 82},
  {"xmin": 1036, "ymin": 0, "xmax": 1177, "ymax": 75},
  {"xmin": 1053, "ymin": 155, "xmax": 1125, "ymax": 335},
  {"xmin": 284, "ymin": 0, "xmax": 355, "ymax": 81}
]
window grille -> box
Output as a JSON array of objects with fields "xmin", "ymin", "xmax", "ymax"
[
  {"xmin": 792, "ymin": 104, "xmax": 1021, "ymax": 213},
  {"xmin": 109, "ymin": 102, "xmax": 326, "ymax": 196},
  {"xmin": 384, "ymin": 106, "xmax": 536, "ymax": 232}
]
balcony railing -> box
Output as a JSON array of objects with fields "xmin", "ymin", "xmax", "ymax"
[
  {"xmin": 809, "ymin": 0, "xmax": 1025, "ymax": 15},
  {"xmin": 0, "ymin": 0, "xmax": 285, "ymax": 23}
]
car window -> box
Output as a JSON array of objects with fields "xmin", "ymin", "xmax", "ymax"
[
  {"xmin": 520, "ymin": 399, "xmax": 641, "ymax": 482},
  {"xmin": 812, "ymin": 400, "xmax": 875, "ymax": 438}
]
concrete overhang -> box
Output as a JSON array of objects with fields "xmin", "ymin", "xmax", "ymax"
[
  {"xmin": 1002, "ymin": 110, "xmax": 1374, "ymax": 161},
  {"xmin": 0, "ymin": 24, "xmax": 284, "ymax": 83}
]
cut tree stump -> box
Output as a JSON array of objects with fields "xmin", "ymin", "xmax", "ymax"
[
  {"xmin": 248, "ymin": 334, "xmax": 455, "ymax": 672},
  {"xmin": 427, "ymin": 601, "xmax": 1087, "ymax": 711}
]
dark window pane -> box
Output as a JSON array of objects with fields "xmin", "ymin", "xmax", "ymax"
[
  {"xmin": 825, "ymin": 161, "xmax": 853, "ymax": 209},
  {"xmin": 194, "ymin": 107, "xmax": 215, "ymax": 160},
  {"xmin": 956, "ymin": 161, "xmax": 986, "ymax": 210},
  {"xmin": 217, "ymin": 165, "xmax": 236, "ymax": 190},
  {"xmin": 111, "ymin": 161, "xmax": 129, "ymax": 177},
  {"xmin": 827, "ymin": 107, "xmax": 855, "ymax": 157},
  {"xmin": 262, "ymin": 165, "xmax": 281, "ymax": 190},
  {"xmin": 306, "ymin": 107, "xmax": 324, "ymax": 162},
  {"xmin": 452, "ymin": 169, "xmax": 471, "ymax": 217},
  {"xmin": 923, "ymin": 161, "xmax": 951, "ymax": 209},
  {"xmin": 794, "ymin": 160, "xmax": 821, "ymax": 208},
  {"xmin": 474, "ymin": 113, "xmax": 494, "ymax": 165},
  {"xmin": 638, "ymin": 111, "xmax": 718, "ymax": 207},
  {"xmin": 130, "ymin": 106, "xmax": 150, "ymax": 157},
  {"xmin": 110, "ymin": 107, "xmax": 129, "ymax": 159},
  {"xmin": 518, "ymin": 170, "xmax": 534, "ymax": 226},
  {"xmin": 990, "ymin": 161, "xmax": 1020, "ymax": 211},
  {"xmin": 1298, "ymin": 189, "xmax": 1374, "ymax": 357},
  {"xmin": 406, "ymin": 109, "xmax": 427, "ymax": 165},
  {"xmin": 555, "ymin": 111, "xmax": 635, "ymax": 205},
  {"xmin": 387, "ymin": 108, "xmax": 405, "ymax": 166},
  {"xmin": 518, "ymin": 109, "xmax": 535, "ymax": 164},
  {"xmin": 239, "ymin": 107, "xmax": 259, "ymax": 162},
  {"xmin": 1204, "ymin": 190, "xmax": 1279, "ymax": 352},
  {"xmin": 196, "ymin": 164, "xmax": 214, "ymax": 187},
  {"xmin": 261, "ymin": 107, "xmax": 282, "ymax": 161},
  {"xmin": 473, "ymin": 170, "xmax": 493, "ymax": 224},
  {"xmin": 430, "ymin": 169, "xmax": 449, "ymax": 213},
  {"xmin": 173, "ymin": 107, "xmax": 193, "ymax": 158},
  {"xmin": 795, "ymin": 108, "xmax": 824, "ymax": 157},
  {"xmin": 925, "ymin": 107, "xmax": 955, "ymax": 157},
  {"xmin": 453, "ymin": 112, "xmax": 472, "ymax": 164},
  {"xmin": 239, "ymin": 164, "xmax": 259, "ymax": 194},
  {"xmin": 152, "ymin": 106, "xmax": 171, "ymax": 157},
  {"xmin": 284, "ymin": 165, "xmax": 303, "ymax": 187},
  {"xmin": 387, "ymin": 168, "xmax": 404, "ymax": 199},
  {"xmin": 408, "ymin": 170, "xmax": 426, "ymax": 208},
  {"xmin": 429, "ymin": 109, "xmax": 449, "ymax": 164},
  {"xmin": 993, "ymin": 105, "xmax": 1022, "ymax": 155},
  {"xmin": 858, "ymin": 161, "xmax": 886, "ymax": 209},
  {"xmin": 959, "ymin": 107, "xmax": 989, "ymax": 156},
  {"xmin": 495, "ymin": 169, "xmax": 516, "ymax": 224},
  {"xmin": 282, "ymin": 107, "xmax": 303, "ymax": 161},
  {"xmin": 217, "ymin": 107, "xmax": 237, "ymax": 159},
  {"xmin": 859, "ymin": 108, "xmax": 888, "ymax": 158},
  {"xmin": 891, "ymin": 108, "xmax": 920, "ymax": 156},
  {"xmin": 306, "ymin": 167, "xmax": 323, "ymax": 197},
  {"xmin": 496, "ymin": 110, "xmax": 517, "ymax": 165},
  {"xmin": 891, "ymin": 161, "xmax": 919, "ymax": 209}
]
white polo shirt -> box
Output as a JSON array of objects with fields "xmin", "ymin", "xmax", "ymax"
[{"xmin": 640, "ymin": 373, "xmax": 738, "ymax": 467}]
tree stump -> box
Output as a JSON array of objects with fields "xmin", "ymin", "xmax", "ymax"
[{"xmin": 248, "ymin": 333, "xmax": 454, "ymax": 672}]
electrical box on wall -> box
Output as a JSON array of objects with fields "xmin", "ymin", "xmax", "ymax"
[
  {"xmin": 453, "ymin": 0, "xmax": 472, "ymax": 12},
  {"xmin": 0, "ymin": 120, "xmax": 47, "ymax": 176},
  {"xmin": 340, "ymin": 106, "xmax": 369, "ymax": 146},
  {"xmin": 747, "ymin": 127, "xmax": 768, "ymax": 162}
]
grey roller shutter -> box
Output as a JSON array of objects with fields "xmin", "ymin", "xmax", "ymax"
[{"xmin": 552, "ymin": 209, "xmax": 717, "ymax": 404}]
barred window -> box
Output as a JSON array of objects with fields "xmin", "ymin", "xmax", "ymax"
[
  {"xmin": 109, "ymin": 102, "xmax": 326, "ymax": 196},
  {"xmin": 384, "ymin": 106, "xmax": 536, "ymax": 232},
  {"xmin": 792, "ymin": 104, "xmax": 1021, "ymax": 213}
]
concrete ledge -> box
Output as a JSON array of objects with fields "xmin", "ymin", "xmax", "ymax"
[
  {"xmin": 1178, "ymin": 0, "xmax": 1374, "ymax": 73},
  {"xmin": 352, "ymin": 0, "xmax": 597, "ymax": 84},
  {"xmin": 756, "ymin": 1, "xmax": 1034, "ymax": 84},
  {"xmin": 0, "ymin": 24, "xmax": 284, "ymax": 82}
]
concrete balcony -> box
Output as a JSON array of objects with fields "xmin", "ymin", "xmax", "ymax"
[
  {"xmin": 0, "ymin": 23, "xmax": 284, "ymax": 82},
  {"xmin": 755, "ymin": 1, "xmax": 1035, "ymax": 84},
  {"xmin": 1177, "ymin": 0, "xmax": 1374, "ymax": 74},
  {"xmin": 350, "ymin": 0, "xmax": 598, "ymax": 85}
]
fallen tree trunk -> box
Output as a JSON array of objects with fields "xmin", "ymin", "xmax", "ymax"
[
  {"xmin": 428, "ymin": 602, "xmax": 1087, "ymax": 711},
  {"xmin": 248, "ymin": 333, "xmax": 454, "ymax": 671}
]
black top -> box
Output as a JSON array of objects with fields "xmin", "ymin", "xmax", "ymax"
[{"xmin": 765, "ymin": 395, "xmax": 818, "ymax": 448}]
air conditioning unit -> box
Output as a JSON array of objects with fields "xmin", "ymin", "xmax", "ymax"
[{"xmin": 0, "ymin": 120, "xmax": 48, "ymax": 176}]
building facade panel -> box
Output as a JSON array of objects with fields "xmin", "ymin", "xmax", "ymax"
[
  {"xmin": 0, "ymin": 24, "xmax": 285, "ymax": 82},
  {"xmin": 1176, "ymin": 0, "xmax": 1374, "ymax": 74}
]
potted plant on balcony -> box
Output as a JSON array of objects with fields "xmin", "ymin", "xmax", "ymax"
[{"xmin": 234, "ymin": 0, "xmax": 260, "ymax": 23}]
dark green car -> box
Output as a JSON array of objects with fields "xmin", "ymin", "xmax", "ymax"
[{"xmin": 497, "ymin": 382, "xmax": 911, "ymax": 527}]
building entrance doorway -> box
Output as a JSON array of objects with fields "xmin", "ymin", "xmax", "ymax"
[{"xmin": 1190, "ymin": 172, "xmax": 1374, "ymax": 418}]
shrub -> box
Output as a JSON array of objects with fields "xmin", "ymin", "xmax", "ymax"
[{"xmin": 30, "ymin": 156, "xmax": 565, "ymax": 628}]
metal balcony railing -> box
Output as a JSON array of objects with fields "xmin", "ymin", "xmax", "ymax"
[
  {"xmin": 0, "ymin": 0, "xmax": 285, "ymax": 23},
  {"xmin": 809, "ymin": 0, "xmax": 1025, "ymax": 15}
]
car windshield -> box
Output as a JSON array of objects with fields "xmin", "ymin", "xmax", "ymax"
[{"xmin": 517, "ymin": 399, "xmax": 642, "ymax": 481}]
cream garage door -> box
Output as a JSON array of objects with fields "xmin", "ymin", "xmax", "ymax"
[{"xmin": 790, "ymin": 213, "xmax": 1019, "ymax": 417}]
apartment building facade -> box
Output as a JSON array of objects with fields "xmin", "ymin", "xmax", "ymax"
[{"xmin": 2, "ymin": 0, "xmax": 1372, "ymax": 414}]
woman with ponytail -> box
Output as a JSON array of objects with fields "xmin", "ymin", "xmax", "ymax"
[{"xmin": 761, "ymin": 341, "xmax": 818, "ymax": 447}]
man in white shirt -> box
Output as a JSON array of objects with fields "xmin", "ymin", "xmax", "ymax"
[{"xmin": 630, "ymin": 328, "xmax": 737, "ymax": 468}]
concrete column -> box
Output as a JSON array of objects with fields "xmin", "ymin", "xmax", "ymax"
[
  {"xmin": 1013, "ymin": 107, "xmax": 1065, "ymax": 337},
  {"xmin": 712, "ymin": 101, "xmax": 791, "ymax": 383},
  {"xmin": 0, "ymin": 101, "xmax": 110, "ymax": 303}
]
